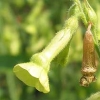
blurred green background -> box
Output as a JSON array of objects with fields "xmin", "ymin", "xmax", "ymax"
[{"xmin": 0, "ymin": 0, "xmax": 100, "ymax": 100}]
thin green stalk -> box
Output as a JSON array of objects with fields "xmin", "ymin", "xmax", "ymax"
[
  {"xmin": 6, "ymin": 72, "xmax": 20, "ymax": 100},
  {"xmin": 73, "ymin": 0, "xmax": 87, "ymax": 25}
]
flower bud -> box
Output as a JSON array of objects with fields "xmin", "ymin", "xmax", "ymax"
[{"xmin": 80, "ymin": 24, "xmax": 97, "ymax": 86}]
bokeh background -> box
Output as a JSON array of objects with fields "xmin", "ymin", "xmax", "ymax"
[{"xmin": 0, "ymin": 0, "xmax": 100, "ymax": 100}]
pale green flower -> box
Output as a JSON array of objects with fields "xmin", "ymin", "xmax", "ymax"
[{"xmin": 13, "ymin": 62, "xmax": 50, "ymax": 93}]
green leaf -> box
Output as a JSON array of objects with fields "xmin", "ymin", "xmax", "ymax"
[
  {"xmin": 13, "ymin": 62, "xmax": 50, "ymax": 93},
  {"xmin": 53, "ymin": 39, "xmax": 70, "ymax": 67}
]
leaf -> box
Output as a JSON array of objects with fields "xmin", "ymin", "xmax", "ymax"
[{"xmin": 53, "ymin": 40, "xmax": 70, "ymax": 67}]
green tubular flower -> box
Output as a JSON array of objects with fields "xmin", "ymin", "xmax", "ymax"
[{"xmin": 13, "ymin": 16, "xmax": 78, "ymax": 93}]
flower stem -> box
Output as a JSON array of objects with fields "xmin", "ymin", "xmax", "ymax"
[{"xmin": 73, "ymin": 0, "xmax": 88, "ymax": 25}]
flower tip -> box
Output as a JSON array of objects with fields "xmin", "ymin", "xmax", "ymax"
[{"xmin": 13, "ymin": 62, "xmax": 50, "ymax": 93}]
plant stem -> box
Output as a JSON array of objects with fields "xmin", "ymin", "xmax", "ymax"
[{"xmin": 73, "ymin": 0, "xmax": 87, "ymax": 25}]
